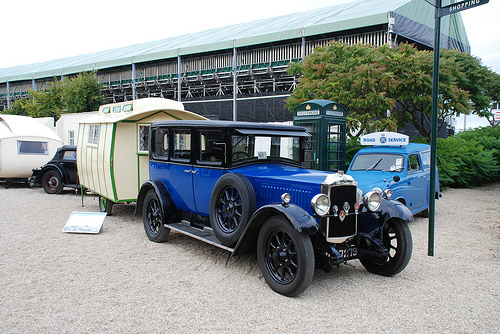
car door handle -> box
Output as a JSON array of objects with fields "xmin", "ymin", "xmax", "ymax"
[{"xmin": 184, "ymin": 169, "xmax": 191, "ymax": 173}]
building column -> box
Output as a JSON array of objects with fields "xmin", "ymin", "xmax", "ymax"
[
  {"xmin": 132, "ymin": 61, "xmax": 137, "ymax": 100},
  {"xmin": 177, "ymin": 50, "xmax": 182, "ymax": 102},
  {"xmin": 233, "ymin": 40, "xmax": 238, "ymax": 121},
  {"xmin": 6, "ymin": 80, "xmax": 10, "ymax": 109}
]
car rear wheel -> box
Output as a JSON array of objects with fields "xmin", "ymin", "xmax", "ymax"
[
  {"xmin": 359, "ymin": 218, "xmax": 412, "ymax": 276},
  {"xmin": 99, "ymin": 195, "xmax": 114, "ymax": 216},
  {"xmin": 257, "ymin": 216, "xmax": 315, "ymax": 297},
  {"xmin": 42, "ymin": 170, "xmax": 63, "ymax": 194},
  {"xmin": 143, "ymin": 190, "xmax": 170, "ymax": 243},
  {"xmin": 209, "ymin": 173, "xmax": 256, "ymax": 247}
]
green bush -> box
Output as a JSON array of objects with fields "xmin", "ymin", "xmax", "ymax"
[{"xmin": 437, "ymin": 126, "xmax": 500, "ymax": 188}]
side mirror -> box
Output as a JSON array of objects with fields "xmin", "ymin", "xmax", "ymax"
[{"xmin": 393, "ymin": 175, "xmax": 400, "ymax": 182}]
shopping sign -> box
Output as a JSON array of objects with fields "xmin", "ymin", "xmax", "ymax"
[
  {"xmin": 360, "ymin": 132, "xmax": 409, "ymax": 146},
  {"xmin": 439, "ymin": 0, "xmax": 489, "ymax": 17}
]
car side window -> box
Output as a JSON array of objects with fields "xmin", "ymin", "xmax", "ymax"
[
  {"xmin": 199, "ymin": 130, "xmax": 224, "ymax": 166},
  {"xmin": 172, "ymin": 129, "xmax": 191, "ymax": 162},
  {"xmin": 154, "ymin": 128, "xmax": 169, "ymax": 159},
  {"xmin": 63, "ymin": 150, "xmax": 76, "ymax": 160},
  {"xmin": 408, "ymin": 154, "xmax": 420, "ymax": 172}
]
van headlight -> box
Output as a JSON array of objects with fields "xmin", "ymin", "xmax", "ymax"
[
  {"xmin": 311, "ymin": 194, "xmax": 331, "ymax": 216},
  {"xmin": 363, "ymin": 190, "xmax": 382, "ymax": 212}
]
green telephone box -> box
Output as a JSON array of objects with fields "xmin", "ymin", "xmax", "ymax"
[{"xmin": 293, "ymin": 99, "xmax": 347, "ymax": 172}]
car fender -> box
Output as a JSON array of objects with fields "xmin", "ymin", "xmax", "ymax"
[
  {"xmin": 379, "ymin": 198, "xmax": 414, "ymax": 224},
  {"xmin": 38, "ymin": 164, "xmax": 66, "ymax": 184},
  {"xmin": 357, "ymin": 198, "xmax": 413, "ymax": 238},
  {"xmin": 232, "ymin": 203, "xmax": 319, "ymax": 256},
  {"xmin": 135, "ymin": 180, "xmax": 176, "ymax": 220}
]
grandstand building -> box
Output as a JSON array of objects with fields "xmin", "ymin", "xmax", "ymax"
[{"xmin": 0, "ymin": 0, "xmax": 470, "ymax": 122}]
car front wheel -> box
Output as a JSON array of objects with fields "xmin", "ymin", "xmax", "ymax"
[
  {"xmin": 42, "ymin": 170, "xmax": 63, "ymax": 194},
  {"xmin": 257, "ymin": 216, "xmax": 315, "ymax": 297},
  {"xmin": 359, "ymin": 218, "xmax": 412, "ymax": 276}
]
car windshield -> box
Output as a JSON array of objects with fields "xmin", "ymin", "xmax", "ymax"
[
  {"xmin": 231, "ymin": 134, "xmax": 301, "ymax": 164},
  {"xmin": 350, "ymin": 153, "xmax": 404, "ymax": 171}
]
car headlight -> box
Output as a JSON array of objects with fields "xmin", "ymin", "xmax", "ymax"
[
  {"xmin": 310, "ymin": 194, "xmax": 331, "ymax": 216},
  {"xmin": 363, "ymin": 190, "xmax": 382, "ymax": 212},
  {"xmin": 281, "ymin": 193, "xmax": 291, "ymax": 205},
  {"xmin": 384, "ymin": 189, "xmax": 392, "ymax": 198}
]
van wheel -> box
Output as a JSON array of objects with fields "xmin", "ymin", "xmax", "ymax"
[
  {"xmin": 99, "ymin": 195, "xmax": 114, "ymax": 216},
  {"xmin": 143, "ymin": 190, "xmax": 170, "ymax": 243},
  {"xmin": 209, "ymin": 173, "xmax": 256, "ymax": 247},
  {"xmin": 42, "ymin": 170, "xmax": 63, "ymax": 194}
]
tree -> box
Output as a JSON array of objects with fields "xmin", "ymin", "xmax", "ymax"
[
  {"xmin": 3, "ymin": 71, "xmax": 104, "ymax": 119},
  {"xmin": 64, "ymin": 71, "xmax": 105, "ymax": 113},
  {"xmin": 480, "ymin": 69, "xmax": 500, "ymax": 128},
  {"xmin": 382, "ymin": 44, "xmax": 471, "ymax": 138},
  {"xmin": 8, "ymin": 79, "xmax": 65, "ymax": 119},
  {"xmin": 287, "ymin": 42, "xmax": 494, "ymax": 139},
  {"xmin": 286, "ymin": 42, "xmax": 397, "ymax": 137}
]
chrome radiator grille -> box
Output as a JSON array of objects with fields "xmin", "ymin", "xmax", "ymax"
[{"xmin": 325, "ymin": 184, "xmax": 357, "ymax": 243}]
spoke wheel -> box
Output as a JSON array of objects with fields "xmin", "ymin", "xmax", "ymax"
[
  {"xmin": 257, "ymin": 216, "xmax": 314, "ymax": 297},
  {"xmin": 143, "ymin": 190, "xmax": 170, "ymax": 242},
  {"xmin": 360, "ymin": 218, "xmax": 412, "ymax": 276},
  {"xmin": 42, "ymin": 170, "xmax": 63, "ymax": 194},
  {"xmin": 216, "ymin": 186, "xmax": 243, "ymax": 233},
  {"xmin": 210, "ymin": 173, "xmax": 256, "ymax": 247}
]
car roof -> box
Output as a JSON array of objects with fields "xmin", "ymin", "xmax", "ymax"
[
  {"xmin": 57, "ymin": 145, "xmax": 77, "ymax": 151},
  {"xmin": 151, "ymin": 120, "xmax": 308, "ymax": 133},
  {"xmin": 355, "ymin": 143, "xmax": 430, "ymax": 155}
]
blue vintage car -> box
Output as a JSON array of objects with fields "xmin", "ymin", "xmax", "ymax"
[
  {"xmin": 347, "ymin": 140, "xmax": 440, "ymax": 217},
  {"xmin": 136, "ymin": 121, "xmax": 414, "ymax": 296}
]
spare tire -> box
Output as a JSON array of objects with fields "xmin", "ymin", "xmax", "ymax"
[{"xmin": 209, "ymin": 173, "xmax": 256, "ymax": 247}]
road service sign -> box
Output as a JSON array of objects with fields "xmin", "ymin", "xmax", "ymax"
[{"xmin": 360, "ymin": 132, "xmax": 409, "ymax": 146}]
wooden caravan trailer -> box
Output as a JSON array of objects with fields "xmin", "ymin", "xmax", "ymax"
[
  {"xmin": 76, "ymin": 98, "xmax": 207, "ymax": 213},
  {"xmin": 0, "ymin": 115, "xmax": 63, "ymax": 183}
]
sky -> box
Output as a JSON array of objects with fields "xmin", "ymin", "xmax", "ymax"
[{"xmin": 1, "ymin": 0, "xmax": 499, "ymax": 72}]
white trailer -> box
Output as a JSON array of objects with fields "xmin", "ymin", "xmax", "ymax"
[
  {"xmin": 76, "ymin": 98, "xmax": 207, "ymax": 213},
  {"xmin": 0, "ymin": 114, "xmax": 63, "ymax": 182}
]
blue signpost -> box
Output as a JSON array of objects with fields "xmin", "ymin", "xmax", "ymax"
[{"xmin": 428, "ymin": 0, "xmax": 489, "ymax": 256}]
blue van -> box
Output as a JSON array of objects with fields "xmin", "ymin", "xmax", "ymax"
[{"xmin": 348, "ymin": 139, "xmax": 440, "ymax": 217}]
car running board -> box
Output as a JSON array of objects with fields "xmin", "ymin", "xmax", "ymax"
[{"xmin": 165, "ymin": 220, "xmax": 235, "ymax": 253}]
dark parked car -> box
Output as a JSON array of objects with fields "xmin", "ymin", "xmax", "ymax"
[
  {"xmin": 30, "ymin": 145, "xmax": 79, "ymax": 194},
  {"xmin": 136, "ymin": 121, "xmax": 413, "ymax": 296}
]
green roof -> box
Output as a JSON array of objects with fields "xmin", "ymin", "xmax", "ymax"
[{"xmin": 0, "ymin": 0, "xmax": 469, "ymax": 83}]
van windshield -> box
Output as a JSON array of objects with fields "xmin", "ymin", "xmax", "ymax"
[{"xmin": 350, "ymin": 153, "xmax": 404, "ymax": 172}]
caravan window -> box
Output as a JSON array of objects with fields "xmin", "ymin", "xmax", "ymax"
[
  {"xmin": 18, "ymin": 141, "xmax": 48, "ymax": 155},
  {"xmin": 138, "ymin": 125, "xmax": 150, "ymax": 152},
  {"xmin": 88, "ymin": 125, "xmax": 100, "ymax": 145}
]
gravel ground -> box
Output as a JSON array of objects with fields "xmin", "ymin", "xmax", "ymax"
[{"xmin": 1, "ymin": 182, "xmax": 499, "ymax": 333}]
